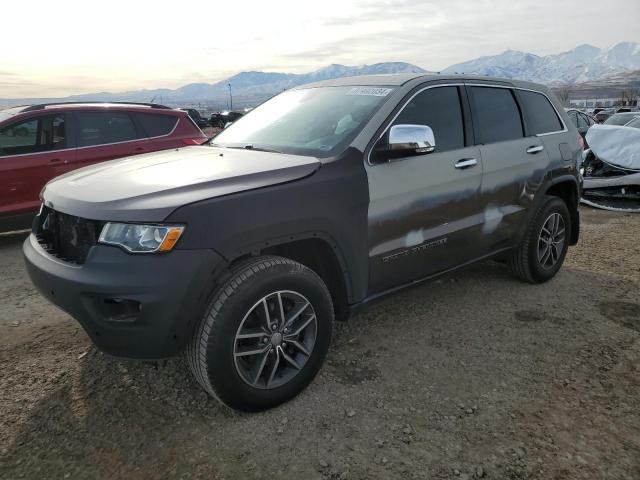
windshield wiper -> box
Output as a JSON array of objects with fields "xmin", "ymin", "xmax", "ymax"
[{"xmin": 214, "ymin": 143, "xmax": 282, "ymax": 154}]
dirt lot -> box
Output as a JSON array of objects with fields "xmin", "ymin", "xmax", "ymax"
[{"xmin": 1, "ymin": 207, "xmax": 639, "ymax": 480}]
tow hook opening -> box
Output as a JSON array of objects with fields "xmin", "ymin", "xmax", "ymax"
[{"xmin": 100, "ymin": 298, "xmax": 142, "ymax": 323}]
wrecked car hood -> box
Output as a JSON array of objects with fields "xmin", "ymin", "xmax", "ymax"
[
  {"xmin": 42, "ymin": 146, "xmax": 320, "ymax": 222},
  {"xmin": 586, "ymin": 124, "xmax": 640, "ymax": 171}
]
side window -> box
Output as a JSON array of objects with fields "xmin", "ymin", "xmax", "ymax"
[
  {"xmin": 517, "ymin": 90, "xmax": 563, "ymax": 135},
  {"xmin": 576, "ymin": 113, "xmax": 589, "ymax": 129},
  {"xmin": 469, "ymin": 87, "xmax": 523, "ymax": 144},
  {"xmin": 40, "ymin": 115, "xmax": 67, "ymax": 150},
  {"xmin": 0, "ymin": 118, "xmax": 38, "ymax": 156},
  {"xmin": 567, "ymin": 111, "xmax": 578, "ymax": 128},
  {"xmin": 393, "ymin": 86, "xmax": 465, "ymax": 153},
  {"xmin": 0, "ymin": 115, "xmax": 66, "ymax": 157},
  {"xmin": 76, "ymin": 111, "xmax": 138, "ymax": 147},
  {"xmin": 135, "ymin": 113, "xmax": 179, "ymax": 137}
]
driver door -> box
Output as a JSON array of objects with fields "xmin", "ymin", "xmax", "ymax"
[{"xmin": 366, "ymin": 85, "xmax": 484, "ymax": 294}]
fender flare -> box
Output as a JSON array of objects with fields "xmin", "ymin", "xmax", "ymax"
[
  {"xmin": 225, "ymin": 229, "xmax": 358, "ymax": 304},
  {"xmin": 540, "ymin": 174, "xmax": 581, "ymax": 245}
]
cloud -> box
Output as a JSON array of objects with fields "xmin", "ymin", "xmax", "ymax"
[
  {"xmin": 0, "ymin": 0, "xmax": 638, "ymax": 98},
  {"xmin": 322, "ymin": 0, "xmax": 437, "ymax": 26}
]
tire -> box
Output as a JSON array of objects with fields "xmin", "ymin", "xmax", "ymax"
[
  {"xmin": 186, "ymin": 255, "xmax": 334, "ymax": 411},
  {"xmin": 509, "ymin": 196, "xmax": 571, "ymax": 284}
]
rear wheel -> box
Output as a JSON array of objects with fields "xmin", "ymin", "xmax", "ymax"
[
  {"xmin": 186, "ymin": 256, "xmax": 333, "ymax": 411},
  {"xmin": 509, "ymin": 196, "xmax": 571, "ymax": 283}
]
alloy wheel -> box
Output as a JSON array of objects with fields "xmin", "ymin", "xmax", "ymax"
[
  {"xmin": 233, "ymin": 290, "xmax": 317, "ymax": 389},
  {"xmin": 537, "ymin": 213, "xmax": 565, "ymax": 269}
]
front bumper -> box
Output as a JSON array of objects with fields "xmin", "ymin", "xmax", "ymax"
[
  {"xmin": 583, "ymin": 171, "xmax": 640, "ymax": 189},
  {"xmin": 23, "ymin": 234, "xmax": 226, "ymax": 359}
]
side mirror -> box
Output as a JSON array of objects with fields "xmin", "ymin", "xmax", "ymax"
[{"xmin": 388, "ymin": 124, "xmax": 436, "ymax": 156}]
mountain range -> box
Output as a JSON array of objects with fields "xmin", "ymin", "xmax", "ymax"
[
  {"xmin": 442, "ymin": 42, "xmax": 640, "ymax": 84},
  {"xmin": 1, "ymin": 42, "xmax": 638, "ymax": 107}
]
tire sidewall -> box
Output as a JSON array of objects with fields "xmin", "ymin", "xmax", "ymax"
[
  {"xmin": 204, "ymin": 261, "xmax": 333, "ymax": 411},
  {"xmin": 527, "ymin": 198, "xmax": 571, "ymax": 282}
]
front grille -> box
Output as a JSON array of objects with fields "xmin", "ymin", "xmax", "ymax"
[{"xmin": 35, "ymin": 206, "xmax": 103, "ymax": 264}]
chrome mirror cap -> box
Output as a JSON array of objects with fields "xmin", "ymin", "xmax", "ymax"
[{"xmin": 388, "ymin": 124, "xmax": 436, "ymax": 154}]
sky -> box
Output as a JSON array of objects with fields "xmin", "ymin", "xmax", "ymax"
[{"xmin": 1, "ymin": 0, "xmax": 639, "ymax": 99}]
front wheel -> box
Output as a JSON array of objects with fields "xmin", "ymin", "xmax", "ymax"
[
  {"xmin": 509, "ymin": 196, "xmax": 571, "ymax": 283},
  {"xmin": 186, "ymin": 256, "xmax": 333, "ymax": 411}
]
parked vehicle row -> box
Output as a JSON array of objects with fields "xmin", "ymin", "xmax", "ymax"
[
  {"xmin": 23, "ymin": 74, "xmax": 581, "ymax": 411},
  {"xmin": 179, "ymin": 108, "xmax": 211, "ymax": 129},
  {"xmin": 0, "ymin": 102, "xmax": 208, "ymax": 231},
  {"xmin": 209, "ymin": 110, "xmax": 245, "ymax": 129},
  {"xmin": 177, "ymin": 107, "xmax": 246, "ymax": 130}
]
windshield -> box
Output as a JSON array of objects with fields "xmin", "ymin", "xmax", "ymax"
[
  {"xmin": 605, "ymin": 113, "xmax": 638, "ymax": 126},
  {"xmin": 0, "ymin": 111, "xmax": 17, "ymax": 123},
  {"xmin": 626, "ymin": 117, "xmax": 640, "ymax": 129},
  {"xmin": 212, "ymin": 86, "xmax": 394, "ymax": 156}
]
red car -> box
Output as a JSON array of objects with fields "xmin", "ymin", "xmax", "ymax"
[{"xmin": 0, "ymin": 102, "xmax": 207, "ymax": 232}]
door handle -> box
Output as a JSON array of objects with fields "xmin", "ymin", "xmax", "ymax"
[
  {"xmin": 49, "ymin": 158, "xmax": 63, "ymax": 164},
  {"xmin": 454, "ymin": 158, "xmax": 478, "ymax": 169},
  {"xmin": 526, "ymin": 145, "xmax": 544, "ymax": 154}
]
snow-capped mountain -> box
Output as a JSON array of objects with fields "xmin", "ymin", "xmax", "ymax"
[
  {"xmin": 2, "ymin": 43, "xmax": 638, "ymax": 107},
  {"xmin": 442, "ymin": 42, "xmax": 640, "ymax": 85},
  {"xmin": 29, "ymin": 62, "xmax": 427, "ymax": 105},
  {"xmin": 198, "ymin": 62, "xmax": 427, "ymax": 99}
]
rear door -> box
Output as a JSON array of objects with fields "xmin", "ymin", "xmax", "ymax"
[
  {"xmin": 467, "ymin": 84, "xmax": 549, "ymax": 252},
  {"xmin": 515, "ymin": 88, "xmax": 570, "ymax": 180},
  {"xmin": 0, "ymin": 113, "xmax": 74, "ymax": 217},
  {"xmin": 366, "ymin": 85, "xmax": 484, "ymax": 294},
  {"xmin": 71, "ymin": 110, "xmax": 151, "ymax": 170}
]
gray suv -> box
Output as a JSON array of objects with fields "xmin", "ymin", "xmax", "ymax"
[{"xmin": 24, "ymin": 74, "xmax": 582, "ymax": 411}]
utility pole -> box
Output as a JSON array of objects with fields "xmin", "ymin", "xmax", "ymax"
[{"xmin": 228, "ymin": 83, "xmax": 233, "ymax": 111}]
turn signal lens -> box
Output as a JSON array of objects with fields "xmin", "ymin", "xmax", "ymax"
[{"xmin": 159, "ymin": 228, "xmax": 184, "ymax": 252}]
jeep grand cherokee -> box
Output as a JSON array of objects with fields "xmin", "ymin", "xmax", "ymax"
[{"xmin": 24, "ymin": 74, "xmax": 582, "ymax": 411}]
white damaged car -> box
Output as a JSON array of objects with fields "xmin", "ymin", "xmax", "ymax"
[{"xmin": 582, "ymin": 124, "xmax": 640, "ymax": 212}]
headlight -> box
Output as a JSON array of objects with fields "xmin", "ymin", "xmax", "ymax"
[{"xmin": 99, "ymin": 223, "xmax": 185, "ymax": 253}]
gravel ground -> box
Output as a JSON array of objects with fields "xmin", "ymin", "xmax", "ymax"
[{"xmin": 1, "ymin": 207, "xmax": 639, "ymax": 480}]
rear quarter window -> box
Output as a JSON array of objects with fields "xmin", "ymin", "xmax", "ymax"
[
  {"xmin": 518, "ymin": 90, "xmax": 563, "ymax": 135},
  {"xmin": 136, "ymin": 113, "xmax": 179, "ymax": 137},
  {"xmin": 469, "ymin": 86, "xmax": 524, "ymax": 144}
]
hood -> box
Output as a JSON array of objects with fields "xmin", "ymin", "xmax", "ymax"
[
  {"xmin": 43, "ymin": 146, "xmax": 320, "ymax": 221},
  {"xmin": 586, "ymin": 124, "xmax": 640, "ymax": 171}
]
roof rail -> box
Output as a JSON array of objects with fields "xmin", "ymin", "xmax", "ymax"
[{"xmin": 21, "ymin": 101, "xmax": 172, "ymax": 112}]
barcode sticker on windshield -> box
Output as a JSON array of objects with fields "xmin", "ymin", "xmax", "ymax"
[{"xmin": 346, "ymin": 87, "xmax": 393, "ymax": 97}]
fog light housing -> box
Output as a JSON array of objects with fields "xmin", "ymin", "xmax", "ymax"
[{"xmin": 98, "ymin": 298, "xmax": 142, "ymax": 323}]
